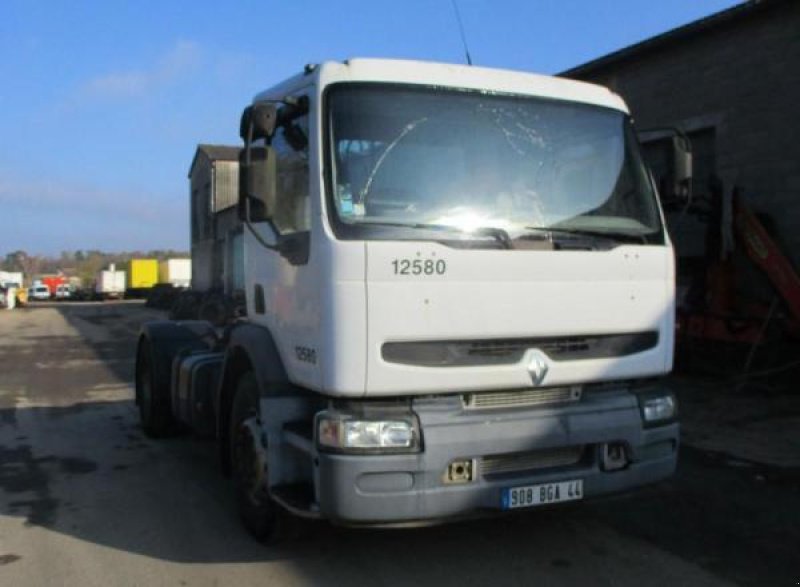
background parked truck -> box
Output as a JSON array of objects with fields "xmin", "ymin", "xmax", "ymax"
[
  {"xmin": 0, "ymin": 271, "xmax": 23, "ymax": 289},
  {"xmin": 96, "ymin": 264, "xmax": 126, "ymax": 300},
  {"xmin": 159, "ymin": 258, "xmax": 191, "ymax": 288},
  {"xmin": 126, "ymin": 259, "xmax": 158, "ymax": 298},
  {"xmin": 0, "ymin": 271, "xmax": 26, "ymax": 306},
  {"xmin": 40, "ymin": 275, "xmax": 66, "ymax": 297}
]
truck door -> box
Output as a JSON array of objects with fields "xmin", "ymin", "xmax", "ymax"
[{"xmin": 244, "ymin": 97, "xmax": 323, "ymax": 390}]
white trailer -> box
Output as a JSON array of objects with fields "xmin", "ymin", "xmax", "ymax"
[
  {"xmin": 0, "ymin": 271, "xmax": 23, "ymax": 288},
  {"xmin": 136, "ymin": 59, "xmax": 688, "ymax": 542},
  {"xmin": 1, "ymin": 272, "xmax": 23, "ymax": 309},
  {"xmin": 96, "ymin": 265, "xmax": 126, "ymax": 299},
  {"xmin": 158, "ymin": 259, "xmax": 191, "ymax": 288}
]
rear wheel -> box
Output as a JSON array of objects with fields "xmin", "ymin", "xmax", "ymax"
[
  {"xmin": 136, "ymin": 340, "xmax": 174, "ymax": 437},
  {"xmin": 230, "ymin": 372, "xmax": 284, "ymax": 542}
]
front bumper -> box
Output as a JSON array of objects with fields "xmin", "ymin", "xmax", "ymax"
[{"xmin": 315, "ymin": 385, "xmax": 678, "ymax": 524}]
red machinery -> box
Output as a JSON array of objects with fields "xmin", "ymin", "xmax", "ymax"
[{"xmin": 677, "ymin": 190, "xmax": 800, "ymax": 344}]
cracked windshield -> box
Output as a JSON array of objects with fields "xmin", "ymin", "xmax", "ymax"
[{"xmin": 329, "ymin": 85, "xmax": 662, "ymax": 245}]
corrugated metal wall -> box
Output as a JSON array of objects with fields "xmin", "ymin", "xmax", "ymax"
[
  {"xmin": 190, "ymin": 161, "xmax": 211, "ymax": 243},
  {"xmin": 214, "ymin": 160, "xmax": 239, "ymax": 212},
  {"xmin": 189, "ymin": 150, "xmax": 243, "ymax": 292}
]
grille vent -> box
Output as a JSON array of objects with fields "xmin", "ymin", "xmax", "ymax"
[
  {"xmin": 463, "ymin": 386, "xmax": 582, "ymax": 410},
  {"xmin": 382, "ymin": 331, "xmax": 658, "ymax": 367},
  {"xmin": 468, "ymin": 338, "xmax": 591, "ymax": 358},
  {"xmin": 481, "ymin": 445, "xmax": 585, "ymax": 477}
]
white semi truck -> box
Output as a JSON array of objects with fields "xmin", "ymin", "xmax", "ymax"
[
  {"xmin": 136, "ymin": 59, "xmax": 684, "ymax": 541},
  {"xmin": 159, "ymin": 258, "xmax": 192, "ymax": 288}
]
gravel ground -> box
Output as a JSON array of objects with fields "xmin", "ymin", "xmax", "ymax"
[{"xmin": 0, "ymin": 301, "xmax": 797, "ymax": 586}]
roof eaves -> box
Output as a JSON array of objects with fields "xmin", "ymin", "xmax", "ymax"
[
  {"xmin": 561, "ymin": 0, "xmax": 783, "ymax": 78},
  {"xmin": 188, "ymin": 144, "xmax": 240, "ymax": 178}
]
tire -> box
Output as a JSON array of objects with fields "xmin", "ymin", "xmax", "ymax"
[
  {"xmin": 136, "ymin": 339, "xmax": 174, "ymax": 437},
  {"xmin": 230, "ymin": 371, "xmax": 285, "ymax": 543}
]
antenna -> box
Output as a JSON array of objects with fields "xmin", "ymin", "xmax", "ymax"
[{"xmin": 450, "ymin": 0, "xmax": 473, "ymax": 66}]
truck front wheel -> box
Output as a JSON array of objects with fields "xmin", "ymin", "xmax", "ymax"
[{"xmin": 230, "ymin": 372, "xmax": 282, "ymax": 542}]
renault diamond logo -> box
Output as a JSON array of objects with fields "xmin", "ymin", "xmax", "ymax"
[{"xmin": 527, "ymin": 352, "xmax": 549, "ymax": 386}]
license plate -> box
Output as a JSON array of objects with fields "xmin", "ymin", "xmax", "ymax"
[{"xmin": 501, "ymin": 479, "xmax": 583, "ymax": 510}]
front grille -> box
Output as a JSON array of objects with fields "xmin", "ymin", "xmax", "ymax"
[
  {"xmin": 382, "ymin": 331, "xmax": 658, "ymax": 367},
  {"xmin": 464, "ymin": 386, "xmax": 581, "ymax": 410},
  {"xmin": 468, "ymin": 338, "xmax": 592, "ymax": 358},
  {"xmin": 467, "ymin": 340, "xmax": 522, "ymax": 358},
  {"xmin": 481, "ymin": 445, "xmax": 585, "ymax": 477}
]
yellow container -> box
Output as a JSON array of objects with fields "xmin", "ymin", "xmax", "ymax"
[{"xmin": 128, "ymin": 259, "xmax": 159, "ymax": 289}]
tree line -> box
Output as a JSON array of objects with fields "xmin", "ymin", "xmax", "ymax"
[{"xmin": 1, "ymin": 250, "xmax": 189, "ymax": 287}]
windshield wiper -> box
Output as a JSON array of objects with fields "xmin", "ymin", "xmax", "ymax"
[
  {"xmin": 355, "ymin": 221, "xmax": 512, "ymax": 249},
  {"xmin": 554, "ymin": 228, "xmax": 648, "ymax": 244},
  {"xmin": 523, "ymin": 226, "xmax": 649, "ymax": 245},
  {"xmin": 464, "ymin": 225, "xmax": 512, "ymax": 249}
]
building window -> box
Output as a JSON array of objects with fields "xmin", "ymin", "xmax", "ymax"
[{"xmin": 642, "ymin": 127, "xmax": 716, "ymax": 204}]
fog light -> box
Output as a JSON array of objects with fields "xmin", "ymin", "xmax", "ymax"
[
  {"xmin": 639, "ymin": 394, "xmax": 677, "ymax": 425},
  {"xmin": 601, "ymin": 442, "xmax": 629, "ymax": 471}
]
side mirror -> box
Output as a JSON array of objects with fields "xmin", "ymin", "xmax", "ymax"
[
  {"xmin": 239, "ymin": 101, "xmax": 279, "ymax": 223},
  {"xmin": 240, "ymin": 103, "xmax": 278, "ymax": 142},
  {"xmin": 672, "ymin": 136, "xmax": 693, "ymax": 201},
  {"xmin": 238, "ymin": 146, "xmax": 277, "ymax": 222}
]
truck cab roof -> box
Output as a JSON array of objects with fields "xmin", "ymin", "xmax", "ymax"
[{"xmin": 254, "ymin": 58, "xmax": 628, "ymax": 114}]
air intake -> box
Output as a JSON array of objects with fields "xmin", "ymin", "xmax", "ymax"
[
  {"xmin": 481, "ymin": 445, "xmax": 585, "ymax": 477},
  {"xmin": 382, "ymin": 331, "xmax": 658, "ymax": 367},
  {"xmin": 463, "ymin": 386, "xmax": 582, "ymax": 410}
]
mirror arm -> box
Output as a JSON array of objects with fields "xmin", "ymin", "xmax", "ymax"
[
  {"xmin": 242, "ymin": 123, "xmax": 278, "ymax": 251},
  {"xmin": 636, "ymin": 125, "xmax": 690, "ymax": 145},
  {"xmin": 244, "ymin": 215, "xmax": 279, "ymax": 252}
]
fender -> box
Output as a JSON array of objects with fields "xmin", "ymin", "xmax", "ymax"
[
  {"xmin": 216, "ymin": 322, "xmax": 296, "ymax": 475},
  {"xmin": 138, "ymin": 320, "xmax": 218, "ymax": 345}
]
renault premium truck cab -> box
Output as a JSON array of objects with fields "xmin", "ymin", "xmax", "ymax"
[{"xmin": 136, "ymin": 59, "xmax": 684, "ymax": 541}]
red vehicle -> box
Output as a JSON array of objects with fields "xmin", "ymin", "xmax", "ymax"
[{"xmin": 40, "ymin": 275, "xmax": 67, "ymax": 297}]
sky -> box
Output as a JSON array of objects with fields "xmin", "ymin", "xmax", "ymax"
[{"xmin": 0, "ymin": 0, "xmax": 740, "ymax": 255}]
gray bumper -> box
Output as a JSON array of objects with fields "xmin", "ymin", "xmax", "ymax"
[{"xmin": 316, "ymin": 387, "xmax": 678, "ymax": 524}]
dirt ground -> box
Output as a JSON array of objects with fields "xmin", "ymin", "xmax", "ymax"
[{"xmin": 0, "ymin": 301, "xmax": 798, "ymax": 586}]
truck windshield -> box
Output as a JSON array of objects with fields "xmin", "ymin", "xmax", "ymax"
[{"xmin": 326, "ymin": 84, "xmax": 663, "ymax": 246}]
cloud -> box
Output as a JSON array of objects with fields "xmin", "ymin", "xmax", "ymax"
[
  {"xmin": 83, "ymin": 71, "xmax": 149, "ymax": 97},
  {"xmin": 0, "ymin": 175, "xmax": 159, "ymax": 219},
  {"xmin": 0, "ymin": 172, "xmax": 188, "ymax": 254},
  {"xmin": 77, "ymin": 40, "xmax": 203, "ymax": 100}
]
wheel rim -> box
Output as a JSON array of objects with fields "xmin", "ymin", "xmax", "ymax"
[{"xmin": 234, "ymin": 417, "xmax": 268, "ymax": 505}]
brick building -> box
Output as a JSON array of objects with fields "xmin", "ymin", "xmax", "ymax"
[{"xmin": 563, "ymin": 0, "xmax": 800, "ymax": 302}]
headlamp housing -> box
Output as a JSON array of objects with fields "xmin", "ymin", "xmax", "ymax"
[
  {"xmin": 635, "ymin": 388, "xmax": 678, "ymax": 427},
  {"xmin": 316, "ymin": 410, "xmax": 421, "ymax": 454}
]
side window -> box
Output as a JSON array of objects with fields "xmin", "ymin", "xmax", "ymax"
[{"xmin": 272, "ymin": 115, "xmax": 310, "ymax": 234}]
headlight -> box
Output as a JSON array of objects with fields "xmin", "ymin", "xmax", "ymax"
[
  {"xmin": 637, "ymin": 391, "xmax": 677, "ymax": 426},
  {"xmin": 317, "ymin": 412, "xmax": 420, "ymax": 453}
]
